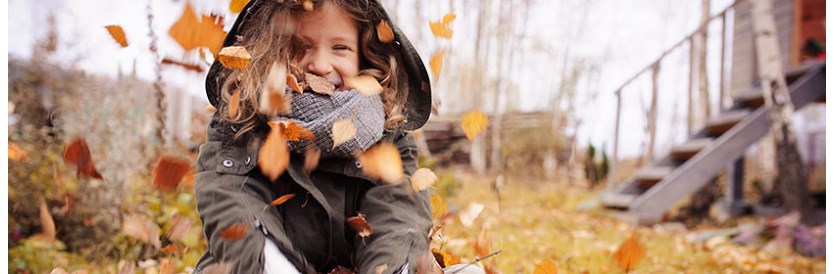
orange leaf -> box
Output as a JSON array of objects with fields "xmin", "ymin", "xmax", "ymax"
[
  {"xmin": 287, "ymin": 74, "xmax": 304, "ymax": 94},
  {"xmin": 429, "ymin": 50, "xmax": 445, "ymax": 79},
  {"xmin": 9, "ymin": 141, "xmax": 29, "ymax": 162},
  {"xmin": 152, "ymin": 156, "xmax": 190, "ymax": 191},
  {"xmin": 533, "ymin": 259, "xmax": 558, "ymax": 274},
  {"xmin": 166, "ymin": 215, "xmax": 193, "ymax": 243},
  {"xmin": 160, "ymin": 244, "xmax": 183, "ymax": 254},
  {"xmin": 473, "ymin": 226, "xmax": 490, "ymax": 257},
  {"xmin": 229, "ymin": 0, "xmax": 250, "ymax": 13},
  {"xmin": 269, "ymin": 194, "xmax": 296, "ymax": 207},
  {"xmin": 430, "ymin": 194, "xmax": 447, "ymax": 220},
  {"xmin": 461, "ymin": 110, "xmax": 489, "ymax": 141},
  {"xmin": 431, "ymin": 248, "xmax": 460, "ymax": 268},
  {"xmin": 218, "ymin": 46, "xmax": 251, "ymax": 69},
  {"xmin": 161, "ymin": 58, "xmax": 204, "ymax": 73},
  {"xmin": 279, "ymin": 121, "xmax": 315, "ymax": 141},
  {"xmin": 62, "ymin": 138, "xmax": 103, "ymax": 179},
  {"xmin": 306, "ymin": 73, "xmax": 335, "ymax": 95},
  {"xmin": 220, "ymin": 223, "xmax": 247, "ymax": 240},
  {"xmin": 331, "ymin": 119, "xmax": 357, "ymax": 148},
  {"xmin": 122, "ymin": 214, "xmax": 161, "ymax": 248},
  {"xmin": 358, "ymin": 142, "xmax": 404, "ymax": 184},
  {"xmin": 105, "ymin": 25, "xmax": 128, "ymax": 47},
  {"xmin": 258, "ymin": 125, "xmax": 290, "ymax": 181},
  {"xmin": 346, "ymin": 213, "xmax": 373, "ymax": 238},
  {"xmin": 304, "ymin": 146, "xmax": 321, "ymax": 172},
  {"xmin": 168, "ymin": 3, "xmax": 226, "ymax": 55},
  {"xmin": 613, "ymin": 233, "xmax": 646, "ymax": 272},
  {"xmin": 344, "ymin": 75, "xmax": 383, "ymax": 96},
  {"xmin": 376, "ymin": 20, "xmax": 395, "ymax": 43},
  {"xmin": 206, "ymin": 104, "xmax": 217, "ymax": 113},
  {"xmin": 260, "ymin": 62, "xmax": 291, "ymax": 116},
  {"xmin": 429, "ymin": 13, "xmax": 456, "ymax": 39},
  {"xmin": 410, "ymin": 168, "xmax": 437, "ymax": 192}
]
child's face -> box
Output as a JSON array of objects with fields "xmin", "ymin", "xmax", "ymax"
[{"xmin": 297, "ymin": 1, "xmax": 360, "ymax": 89}]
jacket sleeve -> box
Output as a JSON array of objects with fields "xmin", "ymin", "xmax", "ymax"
[{"xmin": 355, "ymin": 131, "xmax": 433, "ymax": 274}]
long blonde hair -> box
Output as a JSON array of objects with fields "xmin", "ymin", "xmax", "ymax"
[{"xmin": 218, "ymin": 0, "xmax": 409, "ymax": 140}]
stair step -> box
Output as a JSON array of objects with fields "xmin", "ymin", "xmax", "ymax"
[
  {"xmin": 634, "ymin": 166, "xmax": 675, "ymax": 188},
  {"xmin": 600, "ymin": 192, "xmax": 638, "ymax": 208},
  {"xmin": 670, "ymin": 138, "xmax": 714, "ymax": 161},
  {"xmin": 733, "ymin": 90, "xmax": 765, "ymax": 109},
  {"xmin": 705, "ymin": 110, "xmax": 751, "ymax": 135}
]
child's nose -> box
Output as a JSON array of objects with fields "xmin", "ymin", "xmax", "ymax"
[{"xmin": 306, "ymin": 53, "xmax": 333, "ymax": 77}]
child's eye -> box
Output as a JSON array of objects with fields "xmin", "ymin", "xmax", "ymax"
[{"xmin": 333, "ymin": 45, "xmax": 350, "ymax": 51}]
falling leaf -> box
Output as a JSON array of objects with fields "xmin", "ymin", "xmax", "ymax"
[
  {"xmin": 168, "ymin": 4, "xmax": 226, "ymax": 55},
  {"xmin": 459, "ymin": 203, "xmax": 484, "ymax": 228},
  {"xmin": 302, "ymin": 0, "xmax": 314, "ymax": 11},
  {"xmin": 346, "ymin": 213, "xmax": 373, "ymax": 238},
  {"xmin": 8, "ymin": 141, "xmax": 29, "ymax": 162},
  {"xmin": 431, "ymin": 248, "xmax": 460, "ymax": 268},
  {"xmin": 358, "ymin": 142, "xmax": 404, "ymax": 184},
  {"xmin": 105, "ymin": 25, "xmax": 128, "ymax": 47},
  {"xmin": 229, "ymin": 0, "xmax": 250, "ymax": 13},
  {"xmin": 533, "ymin": 259, "xmax": 558, "ymax": 274},
  {"xmin": 218, "ymin": 46, "xmax": 251, "ymax": 69},
  {"xmin": 376, "ymin": 20, "xmax": 395, "ymax": 43},
  {"xmin": 613, "ymin": 233, "xmax": 646, "ymax": 272},
  {"xmin": 344, "ymin": 75, "xmax": 383, "ymax": 96},
  {"xmin": 160, "ymin": 244, "xmax": 182, "ymax": 254},
  {"xmin": 259, "ymin": 62, "xmax": 291, "ymax": 116},
  {"xmin": 263, "ymin": 194, "xmax": 296, "ymax": 211},
  {"xmin": 258, "ymin": 125, "xmax": 290, "ymax": 181},
  {"xmin": 37, "ymin": 197, "xmax": 56, "ymax": 242},
  {"xmin": 166, "ymin": 215, "xmax": 193, "ymax": 243},
  {"xmin": 62, "ymin": 138, "xmax": 103, "ymax": 179},
  {"xmin": 306, "ymin": 72, "xmax": 335, "ymax": 95},
  {"xmin": 429, "ymin": 50, "xmax": 445, "ymax": 79},
  {"xmin": 410, "ymin": 168, "xmax": 438, "ymax": 192},
  {"xmin": 473, "ymin": 226, "xmax": 490, "ymax": 257},
  {"xmin": 331, "ymin": 119, "xmax": 357, "ymax": 148},
  {"xmin": 279, "ymin": 121, "xmax": 315, "ymax": 141},
  {"xmin": 181, "ymin": 169, "xmax": 196, "ymax": 190},
  {"xmin": 461, "ymin": 110, "xmax": 489, "ymax": 141},
  {"xmin": 429, "ymin": 13, "xmax": 456, "ymax": 39},
  {"xmin": 287, "ymin": 74, "xmax": 304, "ymax": 94},
  {"xmin": 430, "ymin": 194, "xmax": 447, "ymax": 220},
  {"xmin": 153, "ymin": 156, "xmax": 190, "ymax": 191},
  {"xmin": 304, "ymin": 146, "xmax": 321, "ymax": 172},
  {"xmin": 161, "ymin": 58, "xmax": 204, "ymax": 72},
  {"xmin": 220, "ymin": 223, "xmax": 247, "ymax": 240},
  {"xmin": 122, "ymin": 214, "xmax": 161, "ymax": 248},
  {"xmin": 228, "ymin": 89, "xmax": 241, "ymax": 118}
]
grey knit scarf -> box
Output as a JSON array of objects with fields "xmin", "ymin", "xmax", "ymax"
[{"xmin": 282, "ymin": 90, "xmax": 385, "ymax": 158}]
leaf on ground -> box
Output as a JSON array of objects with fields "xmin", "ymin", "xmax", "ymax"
[
  {"xmin": 62, "ymin": 138, "xmax": 103, "ymax": 179},
  {"xmin": 429, "ymin": 50, "xmax": 445, "ymax": 79},
  {"xmin": 358, "ymin": 142, "xmax": 404, "ymax": 184},
  {"xmin": 168, "ymin": 4, "xmax": 226, "ymax": 55},
  {"xmin": 346, "ymin": 213, "xmax": 373, "ymax": 238},
  {"xmin": 613, "ymin": 233, "xmax": 646, "ymax": 272},
  {"xmin": 220, "ymin": 223, "xmax": 247, "ymax": 241},
  {"xmin": 105, "ymin": 25, "xmax": 129, "ymax": 47},
  {"xmin": 430, "ymin": 194, "xmax": 447, "ymax": 220},
  {"xmin": 287, "ymin": 74, "xmax": 304, "ymax": 94},
  {"xmin": 152, "ymin": 156, "xmax": 191, "ymax": 191},
  {"xmin": 166, "ymin": 215, "xmax": 193, "ymax": 243},
  {"xmin": 9, "ymin": 141, "xmax": 29, "ymax": 162},
  {"xmin": 229, "ymin": 0, "xmax": 250, "ymax": 13},
  {"xmin": 429, "ymin": 14, "xmax": 456, "ymax": 39},
  {"xmin": 410, "ymin": 168, "xmax": 438, "ymax": 192},
  {"xmin": 344, "ymin": 75, "xmax": 383, "ymax": 96},
  {"xmin": 376, "ymin": 20, "xmax": 395, "ymax": 43},
  {"xmin": 533, "ymin": 259, "xmax": 558, "ymax": 274},
  {"xmin": 331, "ymin": 119, "xmax": 357, "ymax": 148},
  {"xmin": 278, "ymin": 121, "xmax": 315, "ymax": 141},
  {"xmin": 304, "ymin": 146, "xmax": 321, "ymax": 172},
  {"xmin": 258, "ymin": 125, "xmax": 290, "ymax": 181},
  {"xmin": 461, "ymin": 110, "xmax": 489, "ymax": 141},
  {"xmin": 122, "ymin": 214, "xmax": 161, "ymax": 248},
  {"xmin": 218, "ymin": 46, "xmax": 251, "ymax": 69},
  {"xmin": 305, "ymin": 73, "xmax": 335, "ymax": 95}
]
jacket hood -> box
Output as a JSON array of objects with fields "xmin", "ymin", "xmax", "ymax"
[{"xmin": 205, "ymin": 0, "xmax": 432, "ymax": 130}]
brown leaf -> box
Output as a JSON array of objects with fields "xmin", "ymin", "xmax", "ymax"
[
  {"xmin": 376, "ymin": 20, "xmax": 395, "ymax": 43},
  {"xmin": 287, "ymin": 74, "xmax": 304, "ymax": 94},
  {"xmin": 304, "ymin": 146, "xmax": 321, "ymax": 172},
  {"xmin": 228, "ymin": 89, "xmax": 241, "ymax": 118},
  {"xmin": 461, "ymin": 110, "xmax": 489, "ymax": 141},
  {"xmin": 346, "ymin": 213, "xmax": 373, "ymax": 238},
  {"xmin": 62, "ymin": 138, "xmax": 103, "ymax": 179},
  {"xmin": 38, "ymin": 197, "xmax": 56, "ymax": 242},
  {"xmin": 263, "ymin": 194, "xmax": 295, "ymax": 211},
  {"xmin": 429, "ymin": 50, "xmax": 445, "ymax": 79},
  {"xmin": 613, "ymin": 233, "xmax": 646, "ymax": 272},
  {"xmin": 229, "ymin": 0, "xmax": 250, "ymax": 13},
  {"xmin": 306, "ymin": 72, "xmax": 335, "ymax": 95},
  {"xmin": 220, "ymin": 223, "xmax": 247, "ymax": 241},
  {"xmin": 279, "ymin": 121, "xmax": 315, "ymax": 141},
  {"xmin": 168, "ymin": 4, "xmax": 226, "ymax": 55},
  {"xmin": 430, "ymin": 194, "xmax": 447, "ymax": 220},
  {"xmin": 160, "ymin": 244, "xmax": 183, "ymax": 254},
  {"xmin": 258, "ymin": 125, "xmax": 290, "ymax": 181},
  {"xmin": 357, "ymin": 142, "xmax": 404, "ymax": 184},
  {"xmin": 429, "ymin": 13, "xmax": 456, "ymax": 39},
  {"xmin": 331, "ymin": 119, "xmax": 357, "ymax": 148},
  {"xmin": 410, "ymin": 168, "xmax": 437, "ymax": 192},
  {"xmin": 218, "ymin": 46, "xmax": 251, "ymax": 69},
  {"xmin": 534, "ymin": 259, "xmax": 558, "ymax": 274},
  {"xmin": 122, "ymin": 214, "xmax": 161, "ymax": 248},
  {"xmin": 105, "ymin": 25, "xmax": 128, "ymax": 47},
  {"xmin": 343, "ymin": 75, "xmax": 383, "ymax": 96},
  {"xmin": 166, "ymin": 215, "xmax": 193, "ymax": 243},
  {"xmin": 152, "ymin": 156, "xmax": 191, "ymax": 191},
  {"xmin": 161, "ymin": 58, "xmax": 204, "ymax": 72},
  {"xmin": 8, "ymin": 141, "xmax": 29, "ymax": 162}
]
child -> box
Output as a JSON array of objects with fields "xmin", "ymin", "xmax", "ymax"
[{"xmin": 195, "ymin": 0, "xmax": 439, "ymax": 273}]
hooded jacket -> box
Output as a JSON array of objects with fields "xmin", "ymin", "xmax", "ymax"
[{"xmin": 194, "ymin": 1, "xmax": 434, "ymax": 273}]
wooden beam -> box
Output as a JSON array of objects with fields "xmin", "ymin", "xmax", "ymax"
[{"xmin": 609, "ymin": 90, "xmax": 622, "ymax": 187}]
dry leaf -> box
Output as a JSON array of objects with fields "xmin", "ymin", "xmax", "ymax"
[
  {"xmin": 429, "ymin": 50, "xmax": 445, "ymax": 79},
  {"xmin": 358, "ymin": 142, "xmax": 404, "ymax": 184},
  {"xmin": 287, "ymin": 74, "xmax": 304, "ymax": 94},
  {"xmin": 374, "ymin": 264, "xmax": 388, "ymax": 274},
  {"xmin": 260, "ymin": 62, "xmax": 291, "ymax": 116},
  {"xmin": 152, "ymin": 156, "xmax": 191, "ymax": 191},
  {"xmin": 220, "ymin": 223, "xmax": 247, "ymax": 240},
  {"xmin": 38, "ymin": 197, "xmax": 56, "ymax": 242},
  {"xmin": 168, "ymin": 4, "xmax": 226, "ymax": 55},
  {"xmin": 264, "ymin": 61, "xmax": 288, "ymax": 93},
  {"xmin": 160, "ymin": 244, "xmax": 182, "ymax": 254},
  {"xmin": 461, "ymin": 110, "xmax": 489, "ymax": 141},
  {"xmin": 258, "ymin": 125, "xmax": 290, "ymax": 181},
  {"xmin": 346, "ymin": 213, "xmax": 373, "ymax": 238},
  {"xmin": 166, "ymin": 215, "xmax": 193, "ymax": 243},
  {"xmin": 304, "ymin": 146, "xmax": 321, "ymax": 172},
  {"xmin": 105, "ymin": 25, "xmax": 128, "ymax": 47},
  {"xmin": 306, "ymin": 72, "xmax": 335, "ymax": 95},
  {"xmin": 302, "ymin": 0, "xmax": 314, "ymax": 11},
  {"xmin": 533, "ymin": 259, "xmax": 558, "ymax": 274},
  {"xmin": 429, "ymin": 13, "xmax": 456, "ymax": 39},
  {"xmin": 279, "ymin": 121, "xmax": 315, "ymax": 141},
  {"xmin": 613, "ymin": 233, "xmax": 646, "ymax": 272},
  {"xmin": 62, "ymin": 138, "xmax": 103, "ymax": 179},
  {"xmin": 263, "ymin": 194, "xmax": 296, "ymax": 212},
  {"xmin": 431, "ymin": 248, "xmax": 460, "ymax": 268},
  {"xmin": 229, "ymin": 0, "xmax": 250, "ymax": 13},
  {"xmin": 430, "ymin": 194, "xmax": 447, "ymax": 220},
  {"xmin": 410, "ymin": 168, "xmax": 438, "ymax": 192},
  {"xmin": 228, "ymin": 89, "xmax": 241, "ymax": 118},
  {"xmin": 376, "ymin": 20, "xmax": 395, "ymax": 43},
  {"xmin": 344, "ymin": 75, "xmax": 383, "ymax": 96},
  {"xmin": 218, "ymin": 46, "xmax": 251, "ymax": 69},
  {"xmin": 331, "ymin": 119, "xmax": 357, "ymax": 148},
  {"xmin": 9, "ymin": 141, "xmax": 29, "ymax": 162},
  {"xmin": 122, "ymin": 214, "xmax": 161, "ymax": 248},
  {"xmin": 161, "ymin": 58, "xmax": 204, "ymax": 72}
]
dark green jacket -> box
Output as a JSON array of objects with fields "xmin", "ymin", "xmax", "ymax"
[{"xmin": 193, "ymin": 117, "xmax": 432, "ymax": 274}]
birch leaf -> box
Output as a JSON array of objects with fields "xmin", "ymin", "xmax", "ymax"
[
  {"xmin": 429, "ymin": 13, "xmax": 456, "ymax": 39},
  {"xmin": 461, "ymin": 110, "xmax": 489, "ymax": 141},
  {"xmin": 429, "ymin": 50, "xmax": 445, "ymax": 79},
  {"xmin": 105, "ymin": 25, "xmax": 129, "ymax": 47},
  {"xmin": 613, "ymin": 233, "xmax": 647, "ymax": 272}
]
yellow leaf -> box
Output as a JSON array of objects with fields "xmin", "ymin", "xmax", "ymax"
[
  {"xmin": 228, "ymin": 89, "xmax": 241, "ymax": 118},
  {"xmin": 613, "ymin": 233, "xmax": 647, "ymax": 272},
  {"xmin": 229, "ymin": 0, "xmax": 250, "ymax": 13},
  {"xmin": 331, "ymin": 119, "xmax": 357, "ymax": 148},
  {"xmin": 105, "ymin": 25, "xmax": 128, "ymax": 47},
  {"xmin": 376, "ymin": 20, "xmax": 395, "ymax": 43},
  {"xmin": 410, "ymin": 168, "xmax": 437, "ymax": 192},
  {"xmin": 168, "ymin": 4, "xmax": 226, "ymax": 55},
  {"xmin": 358, "ymin": 142, "xmax": 404, "ymax": 184},
  {"xmin": 429, "ymin": 13, "xmax": 456, "ymax": 39},
  {"xmin": 461, "ymin": 110, "xmax": 488, "ymax": 141},
  {"xmin": 258, "ymin": 125, "xmax": 290, "ymax": 181},
  {"xmin": 344, "ymin": 75, "xmax": 383, "ymax": 96},
  {"xmin": 218, "ymin": 46, "xmax": 251, "ymax": 69},
  {"xmin": 534, "ymin": 259, "xmax": 558, "ymax": 274},
  {"xmin": 430, "ymin": 194, "xmax": 447, "ymax": 220},
  {"xmin": 429, "ymin": 50, "xmax": 445, "ymax": 79}
]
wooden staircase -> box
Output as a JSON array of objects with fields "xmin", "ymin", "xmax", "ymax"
[{"xmin": 600, "ymin": 61, "xmax": 825, "ymax": 225}]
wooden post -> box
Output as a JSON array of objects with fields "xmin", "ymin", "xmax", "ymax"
[
  {"xmin": 687, "ymin": 37, "xmax": 695, "ymax": 136},
  {"xmin": 609, "ymin": 89, "xmax": 622, "ymax": 187},
  {"xmin": 646, "ymin": 62, "xmax": 659, "ymax": 163},
  {"xmin": 719, "ymin": 13, "xmax": 728, "ymax": 112},
  {"xmin": 698, "ymin": 0, "xmax": 712, "ymax": 120}
]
